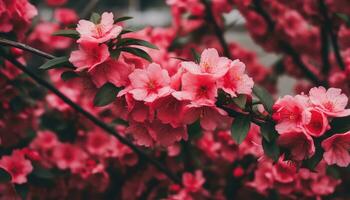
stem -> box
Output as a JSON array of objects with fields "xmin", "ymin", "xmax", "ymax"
[
  {"xmin": 252, "ymin": 0, "xmax": 327, "ymax": 86},
  {"xmin": 0, "ymin": 50, "xmax": 181, "ymax": 184},
  {"xmin": 215, "ymin": 102, "xmax": 266, "ymax": 126},
  {"xmin": 320, "ymin": 25, "xmax": 331, "ymax": 75},
  {"xmin": 201, "ymin": 0, "xmax": 231, "ymax": 58},
  {"xmin": 318, "ymin": 0, "xmax": 345, "ymax": 70},
  {"xmin": 0, "ymin": 38, "xmax": 55, "ymax": 59}
]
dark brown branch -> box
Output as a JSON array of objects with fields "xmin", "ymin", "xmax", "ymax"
[
  {"xmin": 320, "ymin": 25, "xmax": 331, "ymax": 75},
  {"xmin": 0, "ymin": 38, "xmax": 55, "ymax": 60},
  {"xmin": 201, "ymin": 0, "xmax": 231, "ymax": 58},
  {"xmin": 0, "ymin": 47, "xmax": 181, "ymax": 184},
  {"xmin": 318, "ymin": 0, "xmax": 345, "ymax": 70}
]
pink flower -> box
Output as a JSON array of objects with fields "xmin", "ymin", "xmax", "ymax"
[
  {"xmin": 218, "ymin": 59, "xmax": 254, "ymax": 97},
  {"xmin": 69, "ymin": 42, "xmax": 110, "ymax": 72},
  {"xmin": 272, "ymin": 95, "xmax": 308, "ymax": 134},
  {"xmin": 30, "ymin": 130, "xmax": 58, "ymax": 150},
  {"xmin": 182, "ymin": 170, "xmax": 205, "ymax": 193},
  {"xmin": 53, "ymin": 143, "xmax": 87, "ymax": 171},
  {"xmin": 45, "ymin": 0, "xmax": 67, "ymax": 6},
  {"xmin": 86, "ymin": 130, "xmax": 112, "ymax": 156},
  {"xmin": 0, "ymin": 150, "xmax": 33, "ymax": 184},
  {"xmin": 321, "ymin": 131, "xmax": 350, "ymax": 167},
  {"xmin": 272, "ymin": 156, "xmax": 297, "ymax": 183},
  {"xmin": 301, "ymin": 108, "xmax": 329, "ymax": 137},
  {"xmin": 152, "ymin": 94, "xmax": 187, "ymax": 127},
  {"xmin": 309, "ymin": 87, "xmax": 350, "ymax": 117},
  {"xmin": 181, "ymin": 48, "xmax": 230, "ymax": 77},
  {"xmin": 277, "ymin": 131, "xmax": 315, "ymax": 161},
  {"xmin": 54, "ymin": 8, "xmax": 78, "ymax": 25},
  {"xmin": 89, "ymin": 58, "xmax": 134, "ymax": 87},
  {"xmin": 173, "ymin": 73, "xmax": 217, "ymax": 106},
  {"xmin": 128, "ymin": 63, "xmax": 172, "ymax": 102},
  {"xmin": 76, "ymin": 12, "xmax": 122, "ymax": 43},
  {"xmin": 148, "ymin": 121, "xmax": 188, "ymax": 147},
  {"xmin": 182, "ymin": 105, "xmax": 231, "ymax": 131}
]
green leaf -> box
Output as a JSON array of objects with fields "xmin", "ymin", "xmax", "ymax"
[
  {"xmin": 232, "ymin": 94, "xmax": 247, "ymax": 109},
  {"xmin": 52, "ymin": 29, "xmax": 80, "ymax": 39},
  {"xmin": 170, "ymin": 57, "xmax": 190, "ymax": 62},
  {"xmin": 260, "ymin": 122, "xmax": 278, "ymax": 142},
  {"xmin": 253, "ymin": 85, "xmax": 274, "ymax": 114},
  {"xmin": 0, "ymin": 168, "xmax": 11, "ymax": 183},
  {"xmin": 336, "ymin": 13, "xmax": 350, "ymax": 26},
  {"xmin": 61, "ymin": 71, "xmax": 78, "ymax": 81},
  {"xmin": 32, "ymin": 165, "xmax": 55, "ymax": 179},
  {"xmin": 262, "ymin": 138, "xmax": 280, "ymax": 162},
  {"xmin": 115, "ymin": 16, "xmax": 133, "ymax": 23},
  {"xmin": 39, "ymin": 57, "xmax": 71, "ymax": 70},
  {"xmin": 119, "ymin": 47, "xmax": 153, "ymax": 62},
  {"xmin": 120, "ymin": 29, "xmax": 133, "ymax": 35},
  {"xmin": 93, "ymin": 82, "xmax": 121, "ymax": 107},
  {"xmin": 110, "ymin": 49, "xmax": 121, "ymax": 59},
  {"xmin": 15, "ymin": 184, "xmax": 28, "ymax": 199},
  {"xmin": 90, "ymin": 12, "xmax": 101, "ymax": 24},
  {"xmin": 117, "ymin": 38, "xmax": 159, "ymax": 50},
  {"xmin": 231, "ymin": 115, "xmax": 251, "ymax": 144},
  {"xmin": 303, "ymin": 148, "xmax": 324, "ymax": 170},
  {"xmin": 191, "ymin": 48, "xmax": 201, "ymax": 64},
  {"xmin": 328, "ymin": 116, "xmax": 350, "ymax": 134},
  {"xmin": 326, "ymin": 166, "xmax": 340, "ymax": 179}
]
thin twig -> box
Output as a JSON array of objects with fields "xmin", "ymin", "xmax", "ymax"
[
  {"xmin": 0, "ymin": 49, "xmax": 181, "ymax": 184},
  {"xmin": 201, "ymin": 0, "xmax": 231, "ymax": 58},
  {"xmin": 318, "ymin": 0, "xmax": 345, "ymax": 70},
  {"xmin": 0, "ymin": 38, "xmax": 55, "ymax": 60},
  {"xmin": 320, "ymin": 26, "xmax": 331, "ymax": 75}
]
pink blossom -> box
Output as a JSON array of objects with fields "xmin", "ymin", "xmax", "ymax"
[
  {"xmin": 272, "ymin": 156, "xmax": 297, "ymax": 183},
  {"xmin": 182, "ymin": 105, "xmax": 231, "ymax": 131},
  {"xmin": 309, "ymin": 87, "xmax": 350, "ymax": 117},
  {"xmin": 182, "ymin": 170, "xmax": 205, "ymax": 193},
  {"xmin": 89, "ymin": 58, "xmax": 134, "ymax": 87},
  {"xmin": 301, "ymin": 108, "xmax": 329, "ymax": 137},
  {"xmin": 45, "ymin": 0, "xmax": 67, "ymax": 6},
  {"xmin": 0, "ymin": 150, "xmax": 33, "ymax": 184},
  {"xmin": 86, "ymin": 130, "xmax": 112, "ymax": 156},
  {"xmin": 272, "ymin": 95, "xmax": 308, "ymax": 134},
  {"xmin": 277, "ymin": 131, "xmax": 315, "ymax": 161},
  {"xmin": 128, "ymin": 63, "xmax": 172, "ymax": 103},
  {"xmin": 173, "ymin": 73, "xmax": 217, "ymax": 106},
  {"xmin": 76, "ymin": 12, "xmax": 122, "ymax": 43},
  {"xmin": 54, "ymin": 8, "xmax": 78, "ymax": 25},
  {"xmin": 218, "ymin": 59, "xmax": 254, "ymax": 97},
  {"xmin": 53, "ymin": 143, "xmax": 87, "ymax": 171},
  {"xmin": 152, "ymin": 94, "xmax": 187, "ymax": 127},
  {"xmin": 321, "ymin": 131, "xmax": 350, "ymax": 167},
  {"xmin": 148, "ymin": 121, "xmax": 188, "ymax": 147},
  {"xmin": 30, "ymin": 130, "xmax": 58, "ymax": 150},
  {"xmin": 69, "ymin": 42, "xmax": 110, "ymax": 72},
  {"xmin": 181, "ymin": 48, "xmax": 230, "ymax": 77}
]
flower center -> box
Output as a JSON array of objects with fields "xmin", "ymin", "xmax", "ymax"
[{"xmin": 323, "ymin": 101, "xmax": 334, "ymax": 111}]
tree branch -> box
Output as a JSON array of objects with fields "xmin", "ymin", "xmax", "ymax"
[
  {"xmin": 0, "ymin": 38, "xmax": 55, "ymax": 60},
  {"xmin": 0, "ymin": 49, "xmax": 181, "ymax": 184},
  {"xmin": 201, "ymin": 0, "xmax": 231, "ymax": 58},
  {"xmin": 318, "ymin": 0, "xmax": 345, "ymax": 70}
]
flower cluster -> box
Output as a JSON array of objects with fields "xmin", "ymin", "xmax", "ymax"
[
  {"xmin": 273, "ymin": 87, "xmax": 350, "ymax": 165},
  {"xmin": 1, "ymin": 0, "xmax": 350, "ymax": 199}
]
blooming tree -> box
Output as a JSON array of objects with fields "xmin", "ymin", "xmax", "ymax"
[{"xmin": 0, "ymin": 0, "xmax": 350, "ymax": 199}]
